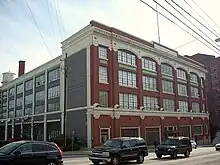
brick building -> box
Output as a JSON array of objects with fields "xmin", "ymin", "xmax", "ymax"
[{"xmin": 0, "ymin": 21, "xmax": 210, "ymax": 148}]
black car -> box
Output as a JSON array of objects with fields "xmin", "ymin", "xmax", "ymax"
[
  {"xmin": 0, "ymin": 140, "xmax": 63, "ymax": 165},
  {"xmin": 89, "ymin": 137, "xmax": 148, "ymax": 165},
  {"xmin": 155, "ymin": 136, "xmax": 192, "ymax": 159}
]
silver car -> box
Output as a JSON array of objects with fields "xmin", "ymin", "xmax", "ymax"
[
  {"xmin": 190, "ymin": 140, "xmax": 197, "ymax": 149},
  {"xmin": 215, "ymin": 143, "xmax": 220, "ymax": 151}
]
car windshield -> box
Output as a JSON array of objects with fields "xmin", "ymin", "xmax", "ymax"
[
  {"xmin": 103, "ymin": 139, "xmax": 121, "ymax": 148},
  {"xmin": 162, "ymin": 139, "xmax": 179, "ymax": 145},
  {"xmin": 0, "ymin": 142, "xmax": 23, "ymax": 154}
]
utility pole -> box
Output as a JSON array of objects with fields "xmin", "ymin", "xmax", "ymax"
[
  {"xmin": 156, "ymin": 3, "xmax": 161, "ymax": 44},
  {"xmin": 63, "ymin": 53, "xmax": 68, "ymax": 146}
]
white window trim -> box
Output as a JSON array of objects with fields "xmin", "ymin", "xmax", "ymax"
[
  {"xmin": 145, "ymin": 126, "xmax": 161, "ymax": 143},
  {"xmin": 120, "ymin": 127, "xmax": 140, "ymax": 137},
  {"xmin": 99, "ymin": 127, "xmax": 111, "ymax": 143}
]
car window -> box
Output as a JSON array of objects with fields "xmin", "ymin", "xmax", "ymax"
[
  {"xmin": 104, "ymin": 139, "xmax": 121, "ymax": 148},
  {"xmin": 16, "ymin": 143, "xmax": 32, "ymax": 154},
  {"xmin": 33, "ymin": 144, "xmax": 47, "ymax": 152},
  {"xmin": 0, "ymin": 142, "xmax": 22, "ymax": 154},
  {"xmin": 129, "ymin": 140, "xmax": 137, "ymax": 147},
  {"xmin": 122, "ymin": 140, "xmax": 131, "ymax": 148},
  {"xmin": 47, "ymin": 144, "xmax": 58, "ymax": 152},
  {"xmin": 137, "ymin": 139, "xmax": 147, "ymax": 146}
]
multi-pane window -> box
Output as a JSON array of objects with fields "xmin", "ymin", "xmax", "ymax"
[
  {"xmin": 191, "ymin": 87, "xmax": 199, "ymax": 97},
  {"xmin": 142, "ymin": 58, "xmax": 156, "ymax": 71},
  {"xmin": 25, "ymin": 107, "xmax": 32, "ymax": 116},
  {"xmin": 16, "ymin": 97, "xmax": 23, "ymax": 107},
  {"xmin": 99, "ymin": 91, "xmax": 108, "ymax": 107},
  {"xmin": 178, "ymin": 101, "xmax": 188, "ymax": 112},
  {"xmin": 36, "ymin": 75, "xmax": 45, "ymax": 87},
  {"xmin": 161, "ymin": 64, "xmax": 173, "ymax": 76},
  {"xmin": 118, "ymin": 70, "xmax": 136, "ymax": 87},
  {"xmin": 48, "ymin": 68, "xmax": 60, "ymax": 83},
  {"xmin": 25, "ymin": 94, "xmax": 33, "ymax": 105},
  {"xmin": 48, "ymin": 102, "xmax": 60, "ymax": 112},
  {"xmin": 118, "ymin": 50, "xmax": 136, "ymax": 66},
  {"xmin": 162, "ymin": 80, "xmax": 173, "ymax": 93},
  {"xmin": 48, "ymin": 86, "xmax": 60, "ymax": 99},
  {"xmin": 9, "ymin": 100, "xmax": 14, "ymax": 109},
  {"xmin": 143, "ymin": 96, "xmax": 158, "ymax": 111},
  {"xmin": 119, "ymin": 93, "xmax": 137, "ymax": 109},
  {"xmin": 178, "ymin": 84, "xmax": 187, "ymax": 96},
  {"xmin": 9, "ymin": 111, "xmax": 14, "ymax": 118},
  {"xmin": 9, "ymin": 88, "xmax": 15, "ymax": 96},
  {"xmin": 16, "ymin": 84, "xmax": 23, "ymax": 94},
  {"xmin": 99, "ymin": 46, "xmax": 108, "ymax": 59},
  {"xmin": 35, "ymin": 105, "xmax": 45, "ymax": 114},
  {"xmin": 143, "ymin": 76, "xmax": 157, "ymax": 91},
  {"xmin": 99, "ymin": 66, "xmax": 108, "ymax": 83},
  {"xmin": 25, "ymin": 79, "xmax": 33, "ymax": 91},
  {"xmin": 190, "ymin": 73, "xmax": 198, "ymax": 83},
  {"xmin": 16, "ymin": 109, "xmax": 22, "ymax": 117},
  {"xmin": 202, "ymin": 104, "xmax": 205, "ymax": 111},
  {"xmin": 35, "ymin": 91, "xmax": 45, "ymax": 102},
  {"xmin": 192, "ymin": 102, "xmax": 200, "ymax": 113},
  {"xmin": 192, "ymin": 125, "xmax": 202, "ymax": 135},
  {"xmin": 163, "ymin": 99, "xmax": 175, "ymax": 111},
  {"xmin": 177, "ymin": 69, "xmax": 187, "ymax": 80}
]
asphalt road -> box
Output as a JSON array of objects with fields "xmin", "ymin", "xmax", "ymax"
[{"xmin": 63, "ymin": 147, "xmax": 220, "ymax": 165}]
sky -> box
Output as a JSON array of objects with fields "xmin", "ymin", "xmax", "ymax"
[{"xmin": 0, "ymin": 0, "xmax": 220, "ymax": 81}]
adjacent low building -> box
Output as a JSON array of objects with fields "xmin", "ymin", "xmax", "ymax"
[{"xmin": 0, "ymin": 20, "xmax": 210, "ymax": 148}]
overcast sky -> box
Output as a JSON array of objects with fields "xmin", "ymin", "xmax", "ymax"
[{"xmin": 0, "ymin": 0, "xmax": 220, "ymax": 80}]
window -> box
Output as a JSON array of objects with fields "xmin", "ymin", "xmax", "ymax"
[
  {"xmin": 35, "ymin": 104, "xmax": 45, "ymax": 114},
  {"xmin": 202, "ymin": 104, "xmax": 205, "ymax": 111},
  {"xmin": 121, "ymin": 128, "xmax": 139, "ymax": 137},
  {"xmin": 16, "ymin": 84, "xmax": 23, "ymax": 94},
  {"xmin": 25, "ymin": 107, "xmax": 32, "ymax": 116},
  {"xmin": 192, "ymin": 102, "xmax": 200, "ymax": 113},
  {"xmin": 142, "ymin": 58, "xmax": 156, "ymax": 71},
  {"xmin": 33, "ymin": 144, "xmax": 47, "ymax": 152},
  {"xmin": 119, "ymin": 93, "xmax": 137, "ymax": 109},
  {"xmin": 99, "ymin": 46, "xmax": 108, "ymax": 59},
  {"xmin": 16, "ymin": 97, "xmax": 23, "ymax": 107},
  {"xmin": 25, "ymin": 79, "xmax": 33, "ymax": 91},
  {"xmin": 100, "ymin": 128, "xmax": 110, "ymax": 143},
  {"xmin": 35, "ymin": 75, "xmax": 45, "ymax": 87},
  {"xmin": 122, "ymin": 140, "xmax": 131, "ymax": 148},
  {"xmin": 179, "ymin": 101, "xmax": 188, "ymax": 112},
  {"xmin": 9, "ymin": 111, "xmax": 14, "ymax": 118},
  {"xmin": 178, "ymin": 84, "xmax": 187, "ymax": 96},
  {"xmin": 9, "ymin": 88, "xmax": 15, "ymax": 96},
  {"xmin": 177, "ymin": 69, "xmax": 186, "ymax": 80},
  {"xmin": 99, "ymin": 91, "xmax": 108, "ymax": 107},
  {"xmin": 48, "ymin": 86, "xmax": 60, "ymax": 99},
  {"xmin": 191, "ymin": 87, "xmax": 199, "ymax": 97},
  {"xmin": 161, "ymin": 64, "xmax": 173, "ymax": 76},
  {"xmin": 118, "ymin": 50, "xmax": 136, "ymax": 66},
  {"xmin": 190, "ymin": 73, "xmax": 198, "ymax": 83},
  {"xmin": 9, "ymin": 100, "xmax": 14, "ymax": 109},
  {"xmin": 203, "ymin": 124, "xmax": 208, "ymax": 134},
  {"xmin": 143, "ymin": 76, "xmax": 157, "ymax": 91},
  {"xmin": 48, "ymin": 102, "xmax": 60, "ymax": 112},
  {"xmin": 48, "ymin": 68, "xmax": 60, "ymax": 83},
  {"xmin": 163, "ymin": 99, "xmax": 175, "ymax": 111},
  {"xmin": 162, "ymin": 80, "xmax": 173, "ymax": 93},
  {"xmin": 118, "ymin": 70, "xmax": 136, "ymax": 87},
  {"xmin": 36, "ymin": 91, "xmax": 45, "ymax": 102},
  {"xmin": 99, "ymin": 66, "xmax": 108, "ymax": 83},
  {"xmin": 25, "ymin": 94, "xmax": 33, "ymax": 105},
  {"xmin": 143, "ymin": 96, "xmax": 158, "ymax": 111},
  {"xmin": 15, "ymin": 109, "xmax": 22, "ymax": 117},
  {"xmin": 16, "ymin": 143, "xmax": 32, "ymax": 154},
  {"xmin": 192, "ymin": 125, "xmax": 202, "ymax": 135}
]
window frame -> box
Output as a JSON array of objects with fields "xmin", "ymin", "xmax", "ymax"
[
  {"xmin": 100, "ymin": 128, "xmax": 111, "ymax": 144},
  {"xmin": 99, "ymin": 66, "xmax": 108, "ymax": 84}
]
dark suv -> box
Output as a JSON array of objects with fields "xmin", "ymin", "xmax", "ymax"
[
  {"xmin": 155, "ymin": 137, "xmax": 192, "ymax": 159},
  {"xmin": 89, "ymin": 137, "xmax": 148, "ymax": 165},
  {"xmin": 0, "ymin": 140, "xmax": 63, "ymax": 165}
]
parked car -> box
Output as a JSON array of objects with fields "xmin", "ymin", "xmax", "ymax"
[
  {"xmin": 155, "ymin": 136, "xmax": 192, "ymax": 159},
  {"xmin": 89, "ymin": 137, "xmax": 148, "ymax": 165},
  {"xmin": 215, "ymin": 143, "xmax": 220, "ymax": 151},
  {"xmin": 0, "ymin": 140, "xmax": 63, "ymax": 165},
  {"xmin": 190, "ymin": 140, "xmax": 197, "ymax": 149}
]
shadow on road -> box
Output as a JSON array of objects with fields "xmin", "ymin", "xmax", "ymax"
[{"xmin": 150, "ymin": 155, "xmax": 188, "ymax": 161}]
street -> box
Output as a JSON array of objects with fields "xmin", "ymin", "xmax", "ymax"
[{"xmin": 63, "ymin": 147, "xmax": 220, "ymax": 165}]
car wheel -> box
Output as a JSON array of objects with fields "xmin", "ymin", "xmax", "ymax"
[
  {"xmin": 184, "ymin": 150, "xmax": 190, "ymax": 157},
  {"xmin": 171, "ymin": 152, "xmax": 177, "ymax": 159},
  {"xmin": 111, "ymin": 155, "xmax": 119, "ymax": 165},
  {"xmin": 47, "ymin": 162, "xmax": 57, "ymax": 165},
  {"xmin": 137, "ymin": 152, "xmax": 144, "ymax": 164},
  {"xmin": 156, "ymin": 154, "xmax": 162, "ymax": 158},
  {"xmin": 92, "ymin": 160, "xmax": 100, "ymax": 165}
]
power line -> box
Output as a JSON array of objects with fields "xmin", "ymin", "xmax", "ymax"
[
  {"xmin": 183, "ymin": 0, "xmax": 220, "ymax": 37},
  {"xmin": 171, "ymin": 0, "xmax": 220, "ymax": 39},
  {"xmin": 45, "ymin": 0, "xmax": 56, "ymax": 39},
  {"xmin": 24, "ymin": 0, "xmax": 53, "ymax": 58},
  {"xmin": 190, "ymin": 0, "xmax": 220, "ymax": 30},
  {"xmin": 145, "ymin": 0, "xmax": 220, "ymax": 53},
  {"xmin": 54, "ymin": 0, "xmax": 65, "ymax": 40},
  {"xmin": 139, "ymin": 0, "xmax": 220, "ymax": 55},
  {"xmin": 163, "ymin": 0, "xmax": 220, "ymax": 50},
  {"xmin": 174, "ymin": 39, "xmax": 196, "ymax": 50},
  {"xmin": 56, "ymin": 0, "xmax": 66, "ymax": 38}
]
